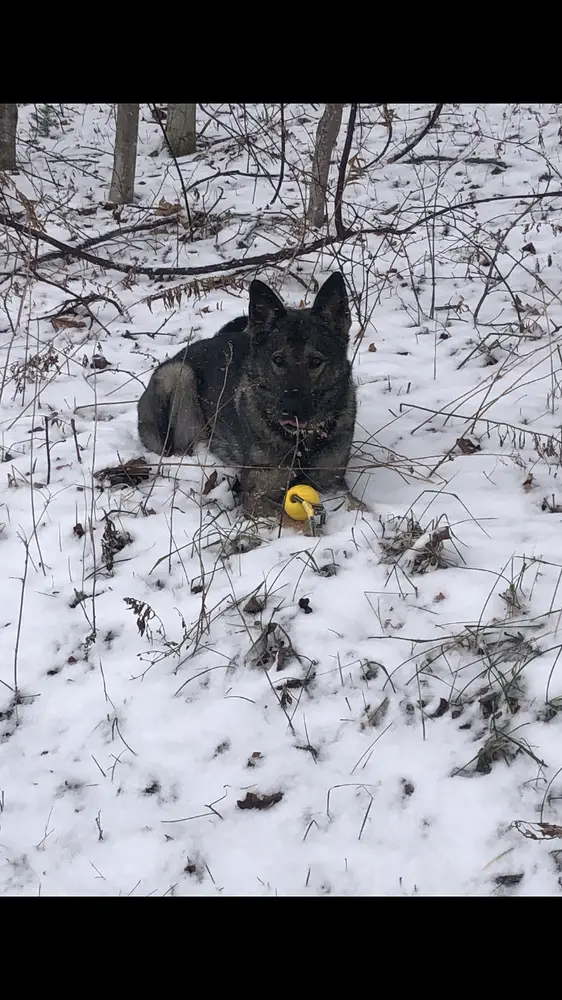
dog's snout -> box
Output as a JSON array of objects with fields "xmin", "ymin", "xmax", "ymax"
[{"xmin": 281, "ymin": 389, "xmax": 310, "ymax": 421}]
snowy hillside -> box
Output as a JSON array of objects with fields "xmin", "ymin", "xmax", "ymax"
[{"xmin": 1, "ymin": 103, "xmax": 562, "ymax": 895}]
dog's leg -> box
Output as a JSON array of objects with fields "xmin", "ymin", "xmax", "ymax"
[
  {"xmin": 138, "ymin": 374, "xmax": 171, "ymax": 455},
  {"xmin": 167, "ymin": 362, "xmax": 205, "ymax": 455},
  {"xmin": 239, "ymin": 466, "xmax": 288, "ymax": 519},
  {"xmin": 302, "ymin": 459, "xmax": 370, "ymax": 514},
  {"xmin": 342, "ymin": 485, "xmax": 370, "ymax": 512},
  {"xmin": 138, "ymin": 360, "xmax": 204, "ymax": 457}
]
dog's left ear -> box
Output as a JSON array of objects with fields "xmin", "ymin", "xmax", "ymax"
[
  {"xmin": 311, "ymin": 272, "xmax": 351, "ymax": 339},
  {"xmin": 248, "ymin": 279, "xmax": 286, "ymax": 338}
]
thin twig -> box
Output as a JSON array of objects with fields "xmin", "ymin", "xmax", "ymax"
[
  {"xmin": 388, "ymin": 103, "xmax": 444, "ymax": 163},
  {"xmin": 44, "ymin": 416, "xmax": 51, "ymax": 486},
  {"xmin": 270, "ymin": 104, "xmax": 285, "ymax": 205}
]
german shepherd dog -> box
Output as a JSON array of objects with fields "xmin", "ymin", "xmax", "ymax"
[{"xmin": 138, "ymin": 272, "xmax": 362, "ymax": 516}]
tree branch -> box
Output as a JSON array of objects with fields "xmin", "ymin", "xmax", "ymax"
[
  {"xmin": 334, "ymin": 103, "xmax": 358, "ymax": 239},
  {"xmin": 1, "ymin": 188, "xmax": 561, "ymax": 283},
  {"xmin": 388, "ymin": 103, "xmax": 444, "ymax": 164}
]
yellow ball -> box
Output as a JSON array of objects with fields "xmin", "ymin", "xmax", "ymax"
[{"xmin": 284, "ymin": 485, "xmax": 321, "ymax": 521}]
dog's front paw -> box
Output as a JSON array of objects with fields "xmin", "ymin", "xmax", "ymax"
[
  {"xmin": 242, "ymin": 494, "xmax": 281, "ymax": 520},
  {"xmin": 345, "ymin": 491, "xmax": 370, "ymax": 513}
]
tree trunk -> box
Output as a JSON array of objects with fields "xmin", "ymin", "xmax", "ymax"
[
  {"xmin": 306, "ymin": 104, "xmax": 344, "ymax": 228},
  {"xmin": 109, "ymin": 104, "xmax": 139, "ymax": 205},
  {"xmin": 165, "ymin": 104, "xmax": 196, "ymax": 157},
  {"xmin": 0, "ymin": 104, "xmax": 17, "ymax": 171}
]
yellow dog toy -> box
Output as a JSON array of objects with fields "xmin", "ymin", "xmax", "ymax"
[{"xmin": 284, "ymin": 485, "xmax": 326, "ymax": 533}]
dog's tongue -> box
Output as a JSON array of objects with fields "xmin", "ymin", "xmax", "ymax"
[{"xmin": 280, "ymin": 417, "xmax": 307, "ymax": 429}]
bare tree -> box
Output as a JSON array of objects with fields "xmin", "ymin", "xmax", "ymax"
[
  {"xmin": 0, "ymin": 104, "xmax": 17, "ymax": 171},
  {"xmin": 109, "ymin": 104, "xmax": 139, "ymax": 205},
  {"xmin": 165, "ymin": 104, "xmax": 196, "ymax": 157},
  {"xmin": 306, "ymin": 104, "xmax": 344, "ymax": 228}
]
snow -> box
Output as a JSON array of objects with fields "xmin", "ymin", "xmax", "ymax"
[{"xmin": 1, "ymin": 103, "xmax": 562, "ymax": 895}]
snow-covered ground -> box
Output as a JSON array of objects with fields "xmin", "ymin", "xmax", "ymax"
[{"xmin": 1, "ymin": 103, "xmax": 562, "ymax": 895}]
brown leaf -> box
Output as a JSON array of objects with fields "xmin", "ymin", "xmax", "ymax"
[
  {"xmin": 521, "ymin": 242, "xmax": 536, "ymax": 255},
  {"xmin": 237, "ymin": 791, "xmax": 283, "ymax": 810},
  {"xmin": 434, "ymin": 592, "xmax": 446, "ymax": 602},
  {"xmin": 523, "ymin": 473, "xmax": 534, "ymax": 491},
  {"xmin": 243, "ymin": 595, "xmax": 264, "ymax": 615},
  {"xmin": 51, "ymin": 316, "xmax": 87, "ymax": 331},
  {"xmin": 456, "ymin": 437, "xmax": 481, "ymax": 455},
  {"xmin": 90, "ymin": 354, "xmax": 110, "ymax": 370},
  {"xmin": 202, "ymin": 469, "xmax": 218, "ymax": 496},
  {"xmin": 368, "ymin": 342, "xmax": 377, "ymax": 352},
  {"xmin": 512, "ymin": 820, "xmax": 562, "ymax": 841},
  {"xmin": 430, "ymin": 698, "xmax": 449, "ymax": 719},
  {"xmin": 494, "ymin": 873, "xmax": 524, "ymax": 887},
  {"xmin": 155, "ymin": 197, "xmax": 181, "ymax": 217},
  {"xmin": 94, "ymin": 457, "xmax": 150, "ymax": 489}
]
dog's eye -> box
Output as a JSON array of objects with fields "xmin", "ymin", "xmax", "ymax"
[
  {"xmin": 272, "ymin": 353, "xmax": 286, "ymax": 368},
  {"xmin": 308, "ymin": 355, "xmax": 324, "ymax": 370}
]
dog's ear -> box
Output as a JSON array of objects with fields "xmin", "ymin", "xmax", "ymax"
[
  {"xmin": 248, "ymin": 280, "xmax": 286, "ymax": 337},
  {"xmin": 311, "ymin": 272, "xmax": 351, "ymax": 339}
]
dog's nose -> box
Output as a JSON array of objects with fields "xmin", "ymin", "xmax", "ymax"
[{"xmin": 281, "ymin": 390, "xmax": 310, "ymax": 421}]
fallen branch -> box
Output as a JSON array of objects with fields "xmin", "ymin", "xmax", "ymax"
[
  {"xmin": 1, "ymin": 188, "xmax": 562, "ymax": 282},
  {"xmin": 32, "ymin": 218, "xmax": 181, "ymax": 268},
  {"xmin": 406, "ymin": 154, "xmax": 508, "ymax": 170}
]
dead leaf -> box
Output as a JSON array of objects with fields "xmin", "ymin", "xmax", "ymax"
[
  {"xmin": 237, "ymin": 791, "xmax": 283, "ymax": 810},
  {"xmin": 101, "ymin": 516, "xmax": 132, "ymax": 572},
  {"xmin": 434, "ymin": 592, "xmax": 446, "ymax": 602},
  {"xmin": 512, "ymin": 820, "xmax": 562, "ymax": 841},
  {"xmin": 90, "ymin": 354, "xmax": 110, "ymax": 370},
  {"xmin": 155, "ymin": 197, "xmax": 181, "ymax": 217},
  {"xmin": 430, "ymin": 698, "xmax": 449, "ymax": 718},
  {"xmin": 361, "ymin": 697, "xmax": 389, "ymax": 729},
  {"xmin": 494, "ymin": 873, "xmax": 524, "ymax": 887},
  {"xmin": 94, "ymin": 456, "xmax": 151, "ymax": 488},
  {"xmin": 202, "ymin": 470, "xmax": 218, "ymax": 496},
  {"xmin": 523, "ymin": 473, "xmax": 534, "ymax": 491},
  {"xmin": 243, "ymin": 595, "xmax": 264, "ymax": 615},
  {"xmin": 317, "ymin": 562, "xmax": 338, "ymax": 577},
  {"xmin": 456, "ymin": 437, "xmax": 481, "ymax": 455},
  {"xmin": 368, "ymin": 343, "xmax": 377, "ymax": 352},
  {"xmin": 51, "ymin": 316, "xmax": 87, "ymax": 331}
]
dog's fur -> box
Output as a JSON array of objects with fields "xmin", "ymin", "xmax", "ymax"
[{"xmin": 137, "ymin": 272, "xmax": 358, "ymax": 516}]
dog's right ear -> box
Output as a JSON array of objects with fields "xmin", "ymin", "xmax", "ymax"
[{"xmin": 248, "ymin": 280, "xmax": 286, "ymax": 337}]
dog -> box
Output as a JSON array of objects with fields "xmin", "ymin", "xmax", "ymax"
[{"xmin": 137, "ymin": 272, "xmax": 362, "ymax": 517}]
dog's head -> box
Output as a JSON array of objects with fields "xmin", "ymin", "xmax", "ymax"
[{"xmin": 246, "ymin": 272, "xmax": 352, "ymax": 435}]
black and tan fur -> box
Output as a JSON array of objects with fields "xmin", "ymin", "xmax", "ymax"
[{"xmin": 137, "ymin": 272, "xmax": 362, "ymax": 516}]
